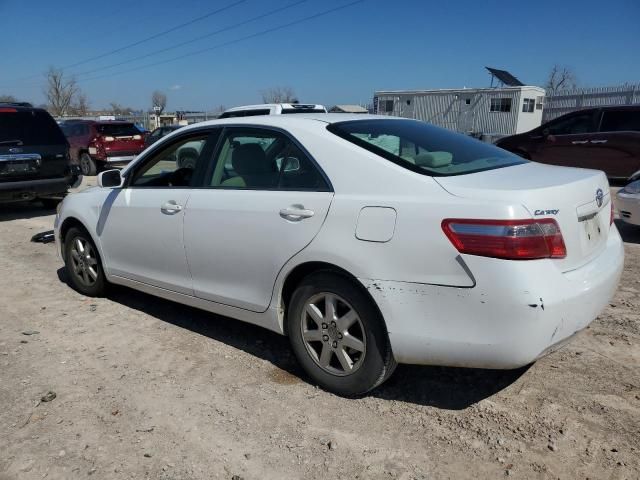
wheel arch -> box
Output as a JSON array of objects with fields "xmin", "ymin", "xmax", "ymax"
[
  {"xmin": 278, "ymin": 261, "xmax": 389, "ymax": 338},
  {"xmin": 59, "ymin": 216, "xmax": 95, "ymax": 259}
]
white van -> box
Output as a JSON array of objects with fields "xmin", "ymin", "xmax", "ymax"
[{"xmin": 219, "ymin": 103, "xmax": 326, "ymax": 118}]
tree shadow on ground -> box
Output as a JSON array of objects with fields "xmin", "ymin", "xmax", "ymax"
[{"xmin": 57, "ymin": 267, "xmax": 528, "ymax": 410}]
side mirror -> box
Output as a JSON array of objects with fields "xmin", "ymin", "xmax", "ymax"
[
  {"xmin": 97, "ymin": 169, "xmax": 123, "ymax": 188},
  {"xmin": 283, "ymin": 157, "xmax": 301, "ymax": 172},
  {"xmin": 542, "ymin": 128, "xmax": 550, "ymax": 137}
]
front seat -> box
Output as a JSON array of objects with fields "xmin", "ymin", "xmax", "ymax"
[{"xmin": 228, "ymin": 143, "xmax": 276, "ymax": 188}]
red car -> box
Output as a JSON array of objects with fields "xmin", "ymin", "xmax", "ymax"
[
  {"xmin": 496, "ymin": 106, "xmax": 640, "ymax": 183},
  {"xmin": 60, "ymin": 120, "xmax": 146, "ymax": 175}
]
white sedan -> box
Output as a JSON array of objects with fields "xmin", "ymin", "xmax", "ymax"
[
  {"xmin": 54, "ymin": 114, "xmax": 624, "ymax": 396},
  {"xmin": 616, "ymin": 179, "xmax": 640, "ymax": 226}
]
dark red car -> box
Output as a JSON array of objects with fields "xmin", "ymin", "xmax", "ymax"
[
  {"xmin": 496, "ymin": 106, "xmax": 640, "ymax": 183},
  {"xmin": 60, "ymin": 120, "xmax": 146, "ymax": 175}
]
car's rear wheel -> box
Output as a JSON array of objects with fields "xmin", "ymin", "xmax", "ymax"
[
  {"xmin": 63, "ymin": 227, "xmax": 107, "ymax": 296},
  {"xmin": 287, "ymin": 272, "xmax": 396, "ymax": 396},
  {"xmin": 79, "ymin": 153, "xmax": 97, "ymax": 176}
]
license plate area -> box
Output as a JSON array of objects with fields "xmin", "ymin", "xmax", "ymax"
[
  {"xmin": 0, "ymin": 153, "xmax": 41, "ymax": 176},
  {"xmin": 578, "ymin": 211, "xmax": 606, "ymax": 255}
]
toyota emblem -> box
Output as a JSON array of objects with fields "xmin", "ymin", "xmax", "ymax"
[{"xmin": 595, "ymin": 188, "xmax": 604, "ymax": 208}]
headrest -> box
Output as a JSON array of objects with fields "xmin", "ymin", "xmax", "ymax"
[
  {"xmin": 414, "ymin": 151, "xmax": 453, "ymax": 168},
  {"xmin": 232, "ymin": 144, "xmax": 270, "ymax": 175}
]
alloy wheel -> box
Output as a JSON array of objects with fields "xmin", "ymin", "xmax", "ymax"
[
  {"xmin": 300, "ymin": 292, "xmax": 367, "ymax": 376},
  {"xmin": 69, "ymin": 236, "xmax": 99, "ymax": 287}
]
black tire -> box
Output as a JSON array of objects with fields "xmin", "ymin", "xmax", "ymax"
[
  {"xmin": 287, "ymin": 272, "xmax": 396, "ymax": 397},
  {"xmin": 79, "ymin": 153, "xmax": 97, "ymax": 176},
  {"xmin": 39, "ymin": 198, "xmax": 61, "ymax": 210},
  {"xmin": 63, "ymin": 227, "xmax": 107, "ymax": 297}
]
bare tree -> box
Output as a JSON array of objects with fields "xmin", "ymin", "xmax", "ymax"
[
  {"xmin": 0, "ymin": 94, "xmax": 17, "ymax": 103},
  {"xmin": 260, "ymin": 86, "xmax": 298, "ymax": 103},
  {"xmin": 71, "ymin": 93, "xmax": 90, "ymax": 116},
  {"xmin": 151, "ymin": 90, "xmax": 167, "ymax": 114},
  {"xmin": 44, "ymin": 67, "xmax": 79, "ymax": 117},
  {"xmin": 109, "ymin": 102, "xmax": 129, "ymax": 115},
  {"xmin": 545, "ymin": 65, "xmax": 578, "ymax": 94}
]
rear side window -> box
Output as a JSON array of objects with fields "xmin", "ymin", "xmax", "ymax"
[
  {"xmin": 96, "ymin": 123, "xmax": 139, "ymax": 136},
  {"xmin": 281, "ymin": 108, "xmax": 326, "ymax": 114},
  {"xmin": 219, "ymin": 109, "xmax": 270, "ymax": 118},
  {"xmin": 327, "ymin": 119, "xmax": 526, "ymax": 177},
  {"xmin": 0, "ymin": 109, "xmax": 66, "ymax": 145},
  {"xmin": 600, "ymin": 111, "xmax": 640, "ymax": 132}
]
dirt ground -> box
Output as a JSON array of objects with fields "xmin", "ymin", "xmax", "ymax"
[{"xmin": 1, "ymin": 181, "xmax": 639, "ymax": 480}]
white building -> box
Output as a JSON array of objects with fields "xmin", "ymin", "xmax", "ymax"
[{"xmin": 374, "ymin": 85, "xmax": 545, "ymax": 138}]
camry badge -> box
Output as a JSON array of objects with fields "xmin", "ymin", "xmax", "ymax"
[{"xmin": 595, "ymin": 188, "xmax": 604, "ymax": 208}]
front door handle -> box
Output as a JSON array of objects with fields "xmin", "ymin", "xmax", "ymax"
[
  {"xmin": 161, "ymin": 201, "xmax": 183, "ymax": 214},
  {"xmin": 590, "ymin": 139, "xmax": 608, "ymax": 144},
  {"xmin": 571, "ymin": 140, "xmax": 589, "ymax": 144},
  {"xmin": 279, "ymin": 204, "xmax": 315, "ymax": 221}
]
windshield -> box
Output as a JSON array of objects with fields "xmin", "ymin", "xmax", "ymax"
[
  {"xmin": 0, "ymin": 110, "xmax": 66, "ymax": 145},
  {"xmin": 96, "ymin": 123, "xmax": 139, "ymax": 136},
  {"xmin": 327, "ymin": 119, "xmax": 526, "ymax": 177}
]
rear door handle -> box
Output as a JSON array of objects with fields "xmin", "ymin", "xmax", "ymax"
[
  {"xmin": 571, "ymin": 140, "xmax": 589, "ymax": 144},
  {"xmin": 590, "ymin": 139, "xmax": 608, "ymax": 144},
  {"xmin": 161, "ymin": 201, "xmax": 183, "ymax": 214},
  {"xmin": 279, "ymin": 204, "xmax": 315, "ymax": 221}
]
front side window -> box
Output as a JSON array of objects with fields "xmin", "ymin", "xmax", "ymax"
[
  {"xmin": 490, "ymin": 98, "xmax": 512, "ymax": 112},
  {"xmin": 522, "ymin": 98, "xmax": 535, "ymax": 113},
  {"xmin": 208, "ymin": 128, "xmax": 329, "ymax": 191},
  {"xmin": 600, "ymin": 110, "xmax": 640, "ymax": 132},
  {"xmin": 328, "ymin": 119, "xmax": 525, "ymax": 177},
  {"xmin": 130, "ymin": 134, "xmax": 208, "ymax": 187},
  {"xmin": 546, "ymin": 113, "xmax": 595, "ymax": 135}
]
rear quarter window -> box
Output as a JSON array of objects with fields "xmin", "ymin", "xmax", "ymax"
[
  {"xmin": 327, "ymin": 119, "xmax": 526, "ymax": 177},
  {"xmin": 0, "ymin": 109, "xmax": 66, "ymax": 145}
]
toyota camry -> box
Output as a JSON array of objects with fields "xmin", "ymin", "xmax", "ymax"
[{"xmin": 54, "ymin": 114, "xmax": 624, "ymax": 396}]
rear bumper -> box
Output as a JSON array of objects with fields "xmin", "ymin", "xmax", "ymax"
[
  {"xmin": 361, "ymin": 227, "xmax": 624, "ymax": 369},
  {"xmin": 0, "ymin": 173, "xmax": 78, "ymax": 202},
  {"xmin": 616, "ymin": 191, "xmax": 640, "ymax": 226}
]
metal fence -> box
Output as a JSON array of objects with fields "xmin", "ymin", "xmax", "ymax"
[{"xmin": 543, "ymin": 84, "xmax": 640, "ymax": 122}]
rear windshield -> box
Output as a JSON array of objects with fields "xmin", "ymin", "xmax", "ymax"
[
  {"xmin": 96, "ymin": 123, "xmax": 139, "ymax": 136},
  {"xmin": 0, "ymin": 109, "xmax": 66, "ymax": 145},
  {"xmin": 281, "ymin": 108, "xmax": 326, "ymax": 114},
  {"xmin": 327, "ymin": 119, "xmax": 526, "ymax": 177}
]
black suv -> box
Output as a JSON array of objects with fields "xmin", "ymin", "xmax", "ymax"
[{"xmin": 0, "ymin": 103, "xmax": 80, "ymax": 207}]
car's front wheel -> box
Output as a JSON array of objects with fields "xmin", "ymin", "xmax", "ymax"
[
  {"xmin": 63, "ymin": 227, "xmax": 107, "ymax": 296},
  {"xmin": 287, "ymin": 272, "xmax": 396, "ymax": 396},
  {"xmin": 79, "ymin": 153, "xmax": 97, "ymax": 176}
]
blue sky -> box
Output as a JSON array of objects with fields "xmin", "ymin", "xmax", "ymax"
[{"xmin": 1, "ymin": 0, "xmax": 638, "ymax": 111}]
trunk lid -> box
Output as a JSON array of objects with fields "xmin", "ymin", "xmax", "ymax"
[
  {"xmin": 434, "ymin": 162, "xmax": 611, "ymax": 272},
  {"xmin": 96, "ymin": 123, "xmax": 145, "ymax": 155}
]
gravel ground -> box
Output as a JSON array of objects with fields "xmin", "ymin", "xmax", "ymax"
[{"xmin": 0, "ymin": 181, "xmax": 639, "ymax": 480}]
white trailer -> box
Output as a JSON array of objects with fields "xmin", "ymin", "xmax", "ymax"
[{"xmin": 374, "ymin": 86, "xmax": 545, "ymax": 140}]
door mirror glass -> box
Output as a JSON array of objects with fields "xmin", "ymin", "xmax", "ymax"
[
  {"xmin": 97, "ymin": 169, "xmax": 123, "ymax": 188},
  {"xmin": 282, "ymin": 156, "xmax": 300, "ymax": 172}
]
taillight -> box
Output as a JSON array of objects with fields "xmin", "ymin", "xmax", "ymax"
[
  {"xmin": 441, "ymin": 218, "xmax": 567, "ymax": 260},
  {"xmin": 103, "ymin": 136, "xmax": 115, "ymax": 142},
  {"xmin": 0, "ymin": 107, "xmax": 17, "ymax": 112},
  {"xmin": 133, "ymin": 134, "xmax": 142, "ymax": 140},
  {"xmin": 610, "ymin": 200, "xmax": 614, "ymax": 226}
]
